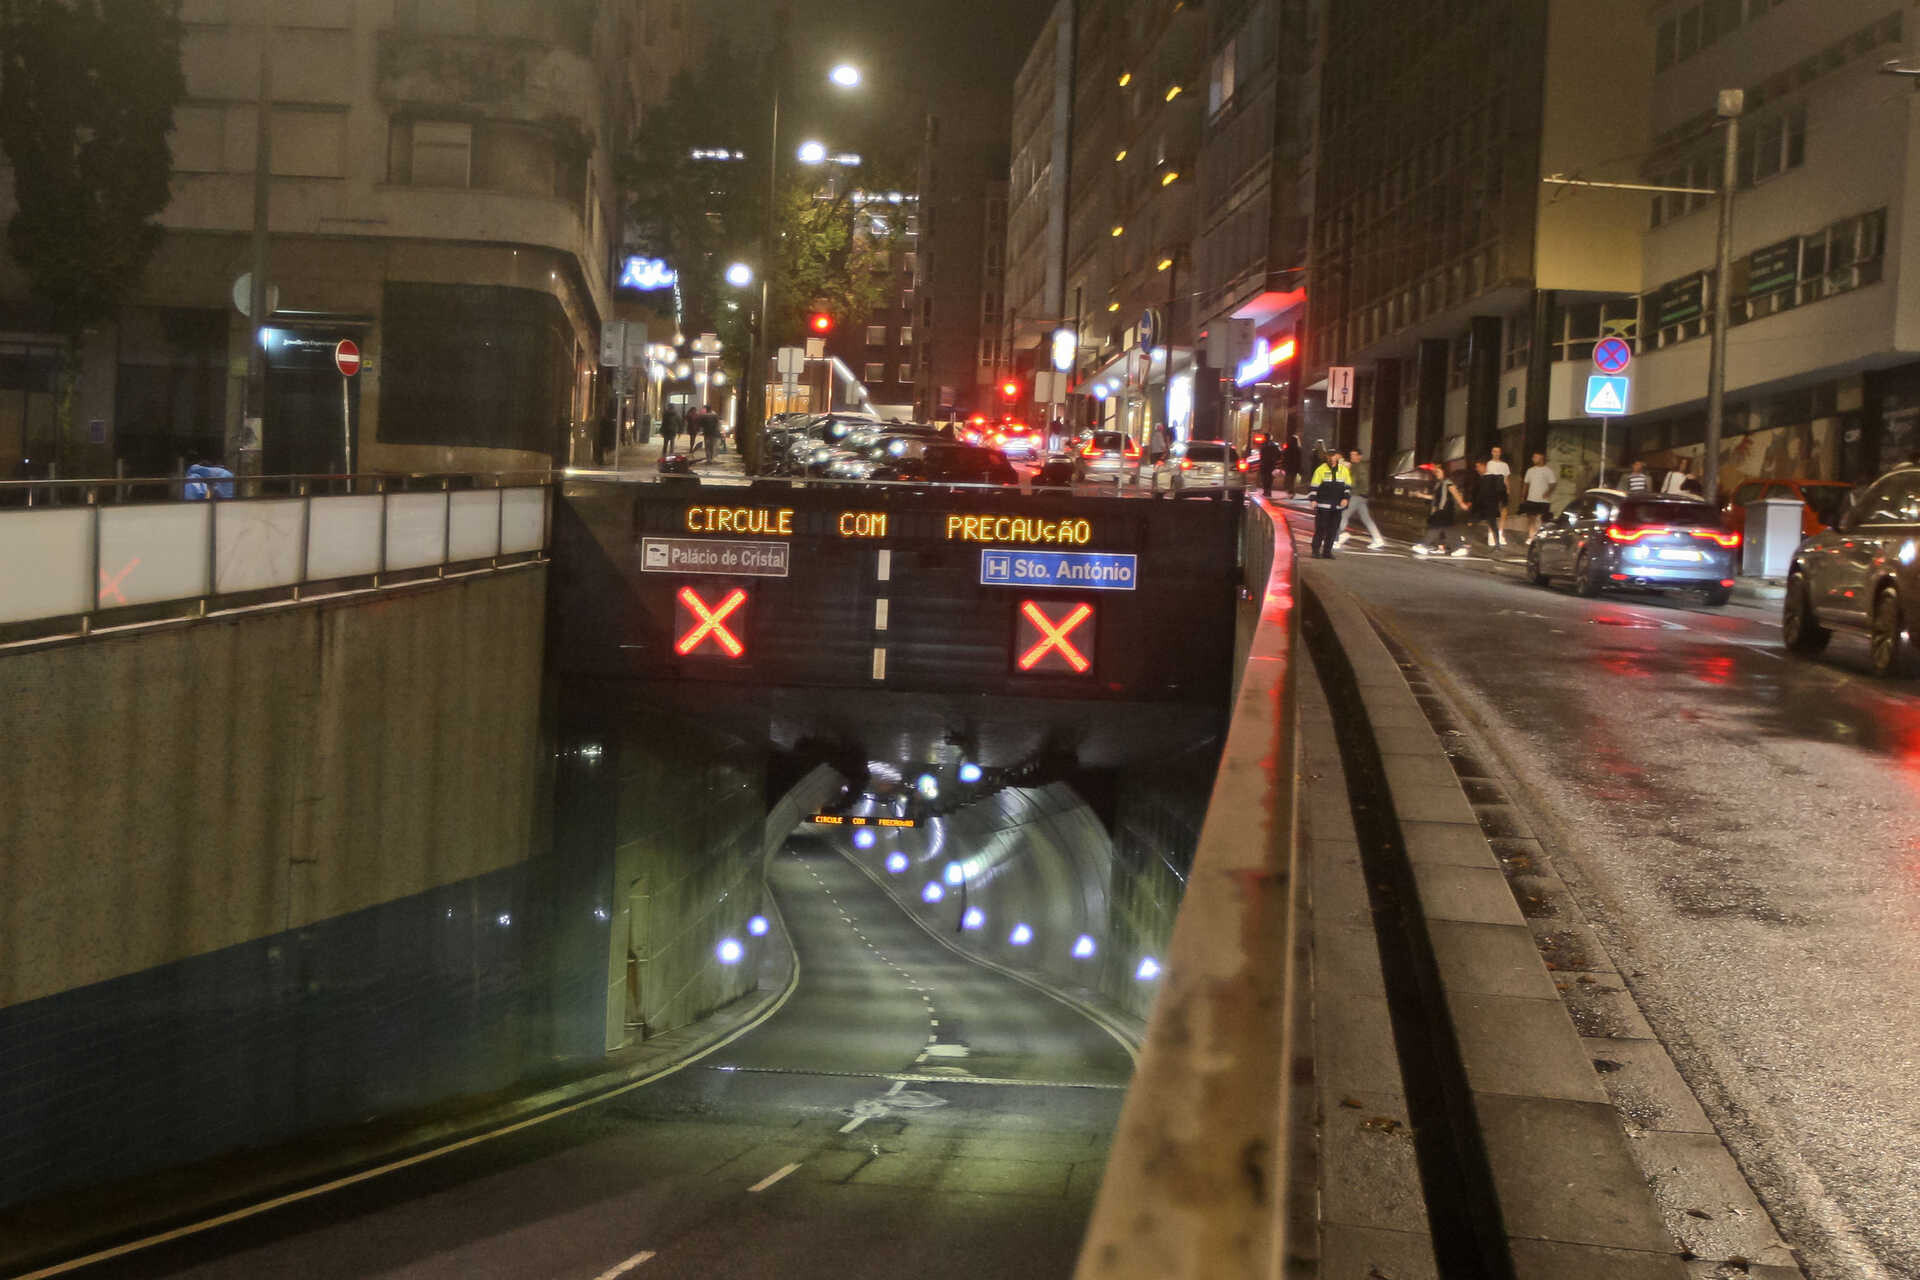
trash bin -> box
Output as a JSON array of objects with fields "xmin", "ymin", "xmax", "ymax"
[{"xmin": 1742, "ymin": 496, "xmax": 1804, "ymax": 578}]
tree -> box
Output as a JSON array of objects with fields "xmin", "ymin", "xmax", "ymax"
[
  {"xmin": 0, "ymin": 0, "xmax": 185, "ymax": 462},
  {"xmin": 616, "ymin": 39, "xmax": 914, "ymax": 384}
]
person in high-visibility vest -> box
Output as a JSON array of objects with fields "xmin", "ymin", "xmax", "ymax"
[{"xmin": 1308, "ymin": 449, "xmax": 1351, "ymax": 559}]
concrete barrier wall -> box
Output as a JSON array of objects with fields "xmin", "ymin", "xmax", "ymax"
[{"xmin": 0, "ymin": 569, "xmax": 552, "ymax": 1209}]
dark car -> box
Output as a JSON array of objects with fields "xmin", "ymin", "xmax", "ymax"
[
  {"xmin": 1783, "ymin": 464, "xmax": 1920, "ymax": 677},
  {"xmin": 908, "ymin": 442, "xmax": 1019, "ymax": 486},
  {"xmin": 1526, "ymin": 488, "xmax": 1741, "ymax": 606}
]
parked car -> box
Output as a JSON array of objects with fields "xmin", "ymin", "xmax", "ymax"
[
  {"xmin": 1147, "ymin": 440, "xmax": 1247, "ymax": 497},
  {"xmin": 1072, "ymin": 430, "xmax": 1142, "ymax": 484},
  {"xmin": 1783, "ymin": 464, "xmax": 1920, "ymax": 677},
  {"xmin": 1526, "ymin": 488, "xmax": 1740, "ymax": 605},
  {"xmin": 986, "ymin": 422, "xmax": 1044, "ymax": 458},
  {"xmin": 1725, "ymin": 478, "xmax": 1854, "ymax": 539},
  {"xmin": 910, "ymin": 442, "xmax": 1019, "ymax": 486}
]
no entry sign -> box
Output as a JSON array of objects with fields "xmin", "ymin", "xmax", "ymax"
[{"xmin": 334, "ymin": 338, "xmax": 362, "ymax": 377}]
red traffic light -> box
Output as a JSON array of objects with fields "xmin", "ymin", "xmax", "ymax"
[
  {"xmin": 809, "ymin": 312, "xmax": 835, "ymax": 335},
  {"xmin": 1000, "ymin": 379, "xmax": 1021, "ymax": 400}
]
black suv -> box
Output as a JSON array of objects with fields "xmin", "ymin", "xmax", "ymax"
[
  {"xmin": 1784, "ymin": 464, "xmax": 1920, "ymax": 677},
  {"xmin": 1527, "ymin": 488, "xmax": 1740, "ymax": 605}
]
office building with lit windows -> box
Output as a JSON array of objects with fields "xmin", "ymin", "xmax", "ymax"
[{"xmin": 1624, "ymin": 0, "xmax": 1914, "ymax": 490}]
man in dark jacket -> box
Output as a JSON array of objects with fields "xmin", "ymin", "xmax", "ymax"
[
  {"xmin": 1280, "ymin": 434, "xmax": 1304, "ymax": 495},
  {"xmin": 661, "ymin": 405, "xmax": 683, "ymax": 454},
  {"xmin": 1256, "ymin": 435, "xmax": 1279, "ymax": 497}
]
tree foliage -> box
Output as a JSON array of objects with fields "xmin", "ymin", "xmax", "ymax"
[
  {"xmin": 616, "ymin": 37, "xmax": 914, "ymax": 377},
  {"xmin": 0, "ymin": 0, "xmax": 185, "ymax": 342}
]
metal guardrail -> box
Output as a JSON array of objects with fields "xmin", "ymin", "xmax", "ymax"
[{"xmin": 0, "ymin": 472, "xmax": 552, "ymax": 637}]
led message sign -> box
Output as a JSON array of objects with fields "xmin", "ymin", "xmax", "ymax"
[
  {"xmin": 808, "ymin": 814, "xmax": 919, "ymax": 828},
  {"xmin": 685, "ymin": 506, "xmax": 795, "ymax": 536},
  {"xmin": 944, "ymin": 515, "xmax": 1094, "ymax": 546}
]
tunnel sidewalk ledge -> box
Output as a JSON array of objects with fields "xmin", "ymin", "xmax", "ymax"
[
  {"xmin": 1300, "ymin": 562, "xmax": 1693, "ymax": 1280},
  {"xmin": 0, "ymin": 900, "xmax": 803, "ymax": 1280},
  {"xmin": 1074, "ymin": 497, "xmax": 1304, "ymax": 1280},
  {"xmin": 1733, "ymin": 576, "xmax": 1787, "ymax": 603}
]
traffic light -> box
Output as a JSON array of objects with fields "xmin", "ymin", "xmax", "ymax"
[
  {"xmin": 1000, "ymin": 378, "xmax": 1022, "ymax": 401},
  {"xmin": 809, "ymin": 312, "xmax": 835, "ymax": 335}
]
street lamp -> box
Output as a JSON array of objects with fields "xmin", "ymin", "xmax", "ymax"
[
  {"xmin": 745, "ymin": 55, "xmax": 865, "ymax": 473},
  {"xmin": 725, "ymin": 262, "xmax": 754, "ymax": 288},
  {"xmin": 795, "ymin": 139, "xmax": 828, "ymax": 166}
]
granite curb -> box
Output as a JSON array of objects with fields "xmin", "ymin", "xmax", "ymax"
[{"xmin": 1300, "ymin": 561, "xmax": 1692, "ymax": 1280}]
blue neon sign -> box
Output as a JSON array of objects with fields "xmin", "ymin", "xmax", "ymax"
[{"xmin": 619, "ymin": 257, "xmax": 678, "ymax": 291}]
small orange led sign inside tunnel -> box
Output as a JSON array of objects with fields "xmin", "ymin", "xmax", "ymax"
[
  {"xmin": 1016, "ymin": 600, "xmax": 1094, "ymax": 674},
  {"xmin": 675, "ymin": 585, "xmax": 748, "ymax": 658}
]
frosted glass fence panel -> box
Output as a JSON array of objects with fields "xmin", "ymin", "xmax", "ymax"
[
  {"xmin": 500, "ymin": 488, "xmax": 547, "ymax": 554},
  {"xmin": 0, "ymin": 508, "xmax": 92, "ymax": 623},
  {"xmin": 0, "ymin": 483, "xmax": 546, "ymax": 629},
  {"xmin": 448, "ymin": 490, "xmax": 501, "ymax": 562},
  {"xmin": 216, "ymin": 500, "xmax": 306, "ymax": 593},
  {"xmin": 385, "ymin": 492, "xmax": 449, "ymax": 571},
  {"xmin": 305, "ymin": 495, "xmax": 384, "ymax": 581},
  {"xmin": 98, "ymin": 505, "xmax": 211, "ymax": 607}
]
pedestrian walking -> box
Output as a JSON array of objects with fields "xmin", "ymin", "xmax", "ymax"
[
  {"xmin": 1257, "ymin": 435, "xmax": 1279, "ymax": 497},
  {"xmin": 1149, "ymin": 421, "xmax": 1170, "ymax": 465},
  {"xmin": 1624, "ymin": 459, "xmax": 1650, "ymax": 493},
  {"xmin": 1486, "ymin": 445, "xmax": 1512, "ymax": 481},
  {"xmin": 1469, "ymin": 458, "xmax": 1509, "ymax": 548},
  {"xmin": 1280, "ymin": 433, "xmax": 1303, "ymax": 496},
  {"xmin": 1308, "ymin": 451, "xmax": 1351, "ymax": 559},
  {"xmin": 661, "ymin": 405, "xmax": 683, "ymax": 454},
  {"xmin": 1518, "ymin": 451, "xmax": 1557, "ymax": 539},
  {"xmin": 182, "ymin": 457, "xmax": 235, "ymax": 501},
  {"xmin": 699, "ymin": 405, "xmax": 720, "ymax": 462},
  {"xmin": 1411, "ymin": 466, "xmax": 1470, "ymax": 557},
  {"xmin": 1334, "ymin": 448, "xmax": 1387, "ymax": 549},
  {"xmin": 1661, "ymin": 456, "xmax": 1694, "ymax": 494}
]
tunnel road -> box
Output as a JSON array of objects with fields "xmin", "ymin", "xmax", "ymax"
[{"xmin": 93, "ymin": 844, "xmax": 1133, "ymax": 1280}]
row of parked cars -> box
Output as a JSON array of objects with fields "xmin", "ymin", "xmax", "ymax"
[
  {"xmin": 759, "ymin": 413, "xmax": 1252, "ymax": 496},
  {"xmin": 1503, "ymin": 461, "xmax": 1920, "ymax": 678}
]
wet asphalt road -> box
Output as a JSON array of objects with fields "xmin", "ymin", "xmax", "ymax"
[
  {"xmin": 1313, "ymin": 530, "xmax": 1920, "ymax": 1280},
  {"xmin": 97, "ymin": 847, "xmax": 1131, "ymax": 1280}
]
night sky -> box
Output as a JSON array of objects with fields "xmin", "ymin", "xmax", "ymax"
[{"xmin": 708, "ymin": 0, "xmax": 1050, "ymax": 162}]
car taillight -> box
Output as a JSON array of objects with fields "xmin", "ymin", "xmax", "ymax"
[
  {"xmin": 1082, "ymin": 444, "xmax": 1100, "ymax": 457},
  {"xmin": 1123, "ymin": 441, "xmax": 1140, "ymax": 458},
  {"xmin": 1029, "ymin": 433, "xmax": 1041, "ymax": 446},
  {"xmin": 1236, "ymin": 458, "xmax": 1250, "ymax": 472},
  {"xmin": 1693, "ymin": 529, "xmax": 1741, "ymax": 548},
  {"xmin": 1605, "ymin": 526, "xmax": 1667, "ymax": 543}
]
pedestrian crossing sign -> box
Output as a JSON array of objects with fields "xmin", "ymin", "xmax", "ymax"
[{"xmin": 1585, "ymin": 375, "xmax": 1629, "ymax": 417}]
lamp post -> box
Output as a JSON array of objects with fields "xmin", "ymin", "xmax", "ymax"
[
  {"xmin": 744, "ymin": 40, "xmax": 863, "ymax": 474},
  {"xmin": 1704, "ymin": 90, "xmax": 1743, "ymax": 506}
]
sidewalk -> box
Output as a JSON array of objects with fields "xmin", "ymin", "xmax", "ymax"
[{"xmin": 590, "ymin": 430, "xmax": 753, "ymax": 485}]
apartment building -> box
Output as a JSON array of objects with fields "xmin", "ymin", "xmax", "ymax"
[{"xmin": 0, "ymin": 0, "xmax": 700, "ymax": 481}]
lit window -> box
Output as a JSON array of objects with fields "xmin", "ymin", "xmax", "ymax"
[
  {"xmin": 865, "ymin": 362, "xmax": 886, "ymax": 384},
  {"xmin": 866, "ymin": 325, "xmax": 887, "ymax": 346}
]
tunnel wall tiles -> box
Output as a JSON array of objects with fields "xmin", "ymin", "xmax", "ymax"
[{"xmin": 0, "ymin": 860, "xmax": 551, "ymax": 1211}]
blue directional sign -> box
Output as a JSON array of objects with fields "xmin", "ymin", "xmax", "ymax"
[
  {"xmin": 980, "ymin": 549, "xmax": 1138, "ymax": 591},
  {"xmin": 1585, "ymin": 375, "xmax": 1630, "ymax": 417}
]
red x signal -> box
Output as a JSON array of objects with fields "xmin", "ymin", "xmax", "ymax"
[
  {"xmin": 1016, "ymin": 600, "xmax": 1094, "ymax": 674},
  {"xmin": 676, "ymin": 586, "xmax": 748, "ymax": 658}
]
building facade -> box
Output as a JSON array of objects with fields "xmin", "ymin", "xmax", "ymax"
[
  {"xmin": 0, "ymin": 0, "xmax": 702, "ymax": 482},
  {"xmin": 1624, "ymin": 0, "xmax": 1915, "ymax": 492},
  {"xmin": 912, "ymin": 111, "xmax": 1007, "ymax": 421}
]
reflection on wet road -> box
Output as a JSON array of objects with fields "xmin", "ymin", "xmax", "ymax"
[{"xmin": 1330, "ymin": 551, "xmax": 1920, "ymax": 1280}]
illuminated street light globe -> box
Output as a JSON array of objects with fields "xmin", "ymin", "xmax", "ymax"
[
  {"xmin": 830, "ymin": 63, "xmax": 862, "ymax": 88},
  {"xmin": 796, "ymin": 140, "xmax": 829, "ymax": 165},
  {"xmin": 725, "ymin": 262, "xmax": 754, "ymax": 288}
]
